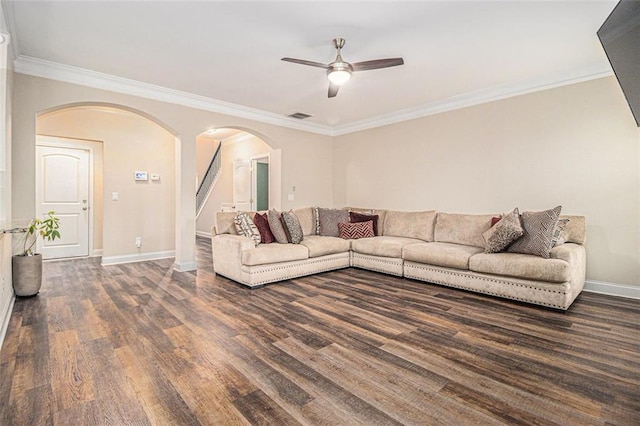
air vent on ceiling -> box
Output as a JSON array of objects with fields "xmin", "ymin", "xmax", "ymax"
[{"xmin": 288, "ymin": 112, "xmax": 312, "ymax": 120}]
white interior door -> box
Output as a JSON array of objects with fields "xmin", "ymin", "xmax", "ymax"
[
  {"xmin": 233, "ymin": 160, "xmax": 252, "ymax": 211},
  {"xmin": 36, "ymin": 145, "xmax": 90, "ymax": 259}
]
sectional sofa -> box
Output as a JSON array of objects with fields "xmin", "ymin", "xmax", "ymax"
[{"xmin": 211, "ymin": 207, "xmax": 586, "ymax": 310}]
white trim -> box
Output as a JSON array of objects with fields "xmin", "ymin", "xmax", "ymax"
[
  {"xmin": 583, "ymin": 280, "xmax": 640, "ymax": 300},
  {"xmin": 14, "ymin": 56, "xmax": 615, "ymax": 137},
  {"xmin": 196, "ymin": 230, "xmax": 211, "ymax": 239},
  {"xmin": 196, "ymin": 169, "xmax": 221, "ymax": 219},
  {"xmin": 332, "ymin": 68, "xmax": 613, "ymax": 135},
  {"xmin": 0, "ymin": 293, "xmax": 15, "ymax": 351},
  {"xmin": 14, "ymin": 55, "xmax": 333, "ymax": 136},
  {"xmin": 173, "ymin": 261, "xmax": 197, "ymax": 272},
  {"xmin": 101, "ymin": 250, "xmax": 174, "ymax": 266}
]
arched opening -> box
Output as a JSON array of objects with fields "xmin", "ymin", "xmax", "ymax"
[
  {"xmin": 195, "ymin": 127, "xmax": 282, "ymax": 238},
  {"xmin": 36, "ymin": 103, "xmax": 179, "ymax": 265}
]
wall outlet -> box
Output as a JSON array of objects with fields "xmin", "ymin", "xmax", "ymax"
[
  {"xmin": 135, "ymin": 237, "xmax": 142, "ymax": 248},
  {"xmin": 288, "ymin": 193, "xmax": 295, "ymax": 201}
]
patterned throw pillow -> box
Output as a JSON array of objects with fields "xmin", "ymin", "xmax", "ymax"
[
  {"xmin": 507, "ymin": 206, "xmax": 562, "ymax": 258},
  {"xmin": 483, "ymin": 208, "xmax": 524, "ymax": 253},
  {"xmin": 267, "ymin": 209, "xmax": 289, "ymax": 244},
  {"xmin": 253, "ymin": 212, "xmax": 275, "ymax": 244},
  {"xmin": 281, "ymin": 211, "xmax": 304, "ymax": 244},
  {"xmin": 313, "ymin": 207, "xmax": 321, "ymax": 235},
  {"xmin": 317, "ymin": 208, "xmax": 350, "ymax": 237},
  {"xmin": 551, "ymin": 218, "xmax": 570, "ymax": 247},
  {"xmin": 338, "ymin": 220, "xmax": 375, "ymax": 240},
  {"xmin": 349, "ymin": 211, "xmax": 380, "ymax": 236},
  {"xmin": 234, "ymin": 212, "xmax": 261, "ymax": 247}
]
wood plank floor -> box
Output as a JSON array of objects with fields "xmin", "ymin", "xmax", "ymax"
[{"xmin": 1, "ymin": 237, "xmax": 639, "ymax": 425}]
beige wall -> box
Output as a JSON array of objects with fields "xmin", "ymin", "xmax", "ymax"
[
  {"xmin": 196, "ymin": 133, "xmax": 272, "ymax": 235},
  {"xmin": 196, "ymin": 135, "xmax": 219, "ymax": 187},
  {"xmin": 333, "ymin": 77, "xmax": 640, "ymax": 287},
  {"xmin": 37, "ymin": 107, "xmax": 175, "ymax": 259},
  {"xmin": 11, "ymin": 74, "xmax": 334, "ymax": 268}
]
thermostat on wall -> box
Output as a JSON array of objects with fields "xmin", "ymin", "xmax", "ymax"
[{"xmin": 134, "ymin": 171, "xmax": 148, "ymax": 181}]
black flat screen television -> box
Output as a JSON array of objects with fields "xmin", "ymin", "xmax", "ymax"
[{"xmin": 597, "ymin": 0, "xmax": 640, "ymax": 127}]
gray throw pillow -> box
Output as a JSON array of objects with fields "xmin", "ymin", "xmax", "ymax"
[
  {"xmin": 281, "ymin": 211, "xmax": 304, "ymax": 244},
  {"xmin": 551, "ymin": 218, "xmax": 570, "ymax": 247},
  {"xmin": 234, "ymin": 212, "xmax": 261, "ymax": 247},
  {"xmin": 507, "ymin": 206, "xmax": 562, "ymax": 258},
  {"xmin": 267, "ymin": 209, "xmax": 289, "ymax": 244},
  {"xmin": 482, "ymin": 208, "xmax": 523, "ymax": 253},
  {"xmin": 317, "ymin": 208, "xmax": 349, "ymax": 237}
]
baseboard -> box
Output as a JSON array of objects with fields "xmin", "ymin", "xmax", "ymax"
[
  {"xmin": 91, "ymin": 249, "xmax": 103, "ymax": 257},
  {"xmin": 583, "ymin": 280, "xmax": 640, "ymax": 299},
  {"xmin": 101, "ymin": 250, "xmax": 175, "ymax": 266},
  {"xmin": 195, "ymin": 230, "xmax": 211, "ymax": 239},
  {"xmin": 173, "ymin": 261, "xmax": 197, "ymax": 272},
  {"xmin": 0, "ymin": 294, "xmax": 15, "ymax": 351}
]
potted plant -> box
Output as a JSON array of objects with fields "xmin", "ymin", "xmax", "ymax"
[{"xmin": 12, "ymin": 211, "xmax": 61, "ymax": 297}]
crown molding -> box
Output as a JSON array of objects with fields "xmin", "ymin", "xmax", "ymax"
[
  {"xmin": 332, "ymin": 67, "xmax": 614, "ymax": 136},
  {"xmin": 14, "ymin": 55, "xmax": 613, "ymax": 138},
  {"xmin": 14, "ymin": 55, "xmax": 334, "ymax": 136}
]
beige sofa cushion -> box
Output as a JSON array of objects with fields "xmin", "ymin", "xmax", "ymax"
[
  {"xmin": 351, "ymin": 236, "xmax": 423, "ymax": 258},
  {"xmin": 300, "ymin": 235, "xmax": 351, "ymax": 258},
  {"xmin": 561, "ymin": 215, "xmax": 586, "ymax": 244},
  {"xmin": 435, "ymin": 212, "xmax": 495, "ymax": 248},
  {"xmin": 293, "ymin": 207, "xmax": 315, "ymax": 236},
  {"xmin": 469, "ymin": 252, "xmax": 571, "ymax": 283},
  {"xmin": 216, "ymin": 211, "xmax": 239, "ymax": 235},
  {"xmin": 383, "ymin": 210, "xmax": 437, "ymax": 241},
  {"xmin": 403, "ymin": 242, "xmax": 483, "ymax": 270},
  {"xmin": 241, "ymin": 243, "xmax": 309, "ymax": 266}
]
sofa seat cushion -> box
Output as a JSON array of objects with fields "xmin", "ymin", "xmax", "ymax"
[
  {"xmin": 351, "ymin": 236, "xmax": 423, "ymax": 258},
  {"xmin": 469, "ymin": 252, "xmax": 571, "ymax": 283},
  {"xmin": 300, "ymin": 235, "xmax": 351, "ymax": 258},
  {"xmin": 241, "ymin": 243, "xmax": 309, "ymax": 266},
  {"xmin": 403, "ymin": 242, "xmax": 483, "ymax": 270}
]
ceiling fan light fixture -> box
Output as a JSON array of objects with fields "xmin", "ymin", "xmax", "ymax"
[{"xmin": 327, "ymin": 69, "xmax": 351, "ymax": 85}]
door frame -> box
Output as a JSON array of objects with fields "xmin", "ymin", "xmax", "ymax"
[
  {"xmin": 36, "ymin": 135, "xmax": 96, "ymax": 258},
  {"xmin": 250, "ymin": 154, "xmax": 270, "ymax": 211}
]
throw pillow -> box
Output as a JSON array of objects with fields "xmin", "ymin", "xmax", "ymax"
[
  {"xmin": 483, "ymin": 208, "xmax": 524, "ymax": 253},
  {"xmin": 281, "ymin": 211, "xmax": 304, "ymax": 244},
  {"xmin": 253, "ymin": 212, "xmax": 275, "ymax": 244},
  {"xmin": 552, "ymin": 218, "xmax": 570, "ymax": 247},
  {"xmin": 507, "ymin": 206, "xmax": 562, "ymax": 258},
  {"xmin": 317, "ymin": 208, "xmax": 350, "ymax": 237},
  {"xmin": 338, "ymin": 220, "xmax": 375, "ymax": 240},
  {"xmin": 491, "ymin": 216, "xmax": 502, "ymax": 227},
  {"xmin": 234, "ymin": 212, "xmax": 261, "ymax": 247},
  {"xmin": 349, "ymin": 211, "xmax": 380, "ymax": 236},
  {"xmin": 267, "ymin": 209, "xmax": 289, "ymax": 244},
  {"xmin": 313, "ymin": 207, "xmax": 321, "ymax": 235}
]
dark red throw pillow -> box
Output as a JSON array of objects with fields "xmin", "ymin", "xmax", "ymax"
[
  {"xmin": 253, "ymin": 212, "xmax": 275, "ymax": 244},
  {"xmin": 338, "ymin": 221, "xmax": 375, "ymax": 240},
  {"xmin": 491, "ymin": 216, "xmax": 502, "ymax": 227},
  {"xmin": 349, "ymin": 211, "xmax": 380, "ymax": 236}
]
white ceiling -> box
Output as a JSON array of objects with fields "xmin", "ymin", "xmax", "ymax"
[{"xmin": 3, "ymin": 0, "xmax": 618, "ymax": 135}]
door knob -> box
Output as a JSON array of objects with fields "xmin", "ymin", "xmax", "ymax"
[{"xmin": 82, "ymin": 207, "xmax": 88, "ymax": 211}]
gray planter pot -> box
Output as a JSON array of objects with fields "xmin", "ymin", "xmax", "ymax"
[{"xmin": 12, "ymin": 254, "xmax": 43, "ymax": 297}]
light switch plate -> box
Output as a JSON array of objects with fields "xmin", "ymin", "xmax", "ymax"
[
  {"xmin": 112, "ymin": 192, "xmax": 119, "ymax": 201},
  {"xmin": 150, "ymin": 173, "xmax": 160, "ymax": 181},
  {"xmin": 288, "ymin": 193, "xmax": 295, "ymax": 201}
]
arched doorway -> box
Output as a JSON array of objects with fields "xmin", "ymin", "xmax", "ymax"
[
  {"xmin": 195, "ymin": 127, "xmax": 281, "ymax": 238},
  {"xmin": 36, "ymin": 103, "xmax": 179, "ymax": 265}
]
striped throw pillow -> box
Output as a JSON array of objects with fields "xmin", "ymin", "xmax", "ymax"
[{"xmin": 338, "ymin": 220, "xmax": 375, "ymax": 240}]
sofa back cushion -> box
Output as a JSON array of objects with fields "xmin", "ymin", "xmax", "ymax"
[
  {"xmin": 560, "ymin": 215, "xmax": 586, "ymax": 245},
  {"xmin": 293, "ymin": 207, "xmax": 315, "ymax": 236},
  {"xmin": 383, "ymin": 210, "xmax": 437, "ymax": 241},
  {"xmin": 216, "ymin": 212, "xmax": 239, "ymax": 235},
  {"xmin": 435, "ymin": 212, "xmax": 495, "ymax": 248}
]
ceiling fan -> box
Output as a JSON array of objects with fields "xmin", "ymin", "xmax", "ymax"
[{"xmin": 282, "ymin": 38, "xmax": 404, "ymax": 98}]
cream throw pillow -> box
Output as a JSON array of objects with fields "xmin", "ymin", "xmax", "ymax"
[{"xmin": 483, "ymin": 208, "xmax": 524, "ymax": 253}]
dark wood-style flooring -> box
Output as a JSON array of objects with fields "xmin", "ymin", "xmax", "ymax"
[{"xmin": 1, "ymin": 237, "xmax": 639, "ymax": 425}]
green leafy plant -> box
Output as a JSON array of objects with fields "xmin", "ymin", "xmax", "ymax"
[{"xmin": 20, "ymin": 211, "xmax": 61, "ymax": 256}]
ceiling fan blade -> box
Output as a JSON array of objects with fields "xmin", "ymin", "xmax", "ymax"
[
  {"xmin": 352, "ymin": 58, "xmax": 404, "ymax": 72},
  {"xmin": 328, "ymin": 82, "xmax": 339, "ymax": 98},
  {"xmin": 281, "ymin": 57, "xmax": 328, "ymax": 69}
]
